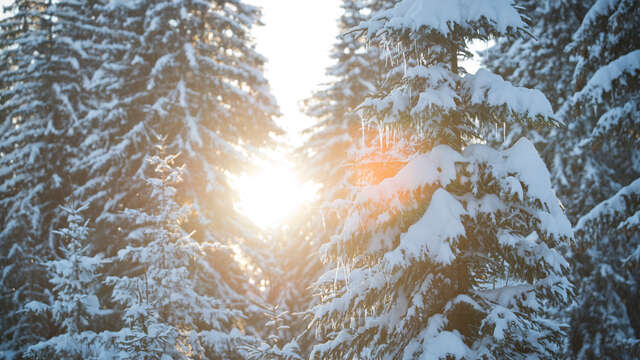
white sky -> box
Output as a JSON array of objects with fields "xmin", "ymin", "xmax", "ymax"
[{"xmin": 250, "ymin": 0, "xmax": 342, "ymax": 146}]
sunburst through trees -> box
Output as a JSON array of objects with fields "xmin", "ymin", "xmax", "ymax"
[{"xmin": 0, "ymin": 0, "xmax": 638, "ymax": 358}]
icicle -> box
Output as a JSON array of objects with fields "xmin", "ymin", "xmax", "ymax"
[
  {"xmin": 361, "ymin": 113, "xmax": 366, "ymax": 150},
  {"xmin": 386, "ymin": 125, "xmax": 390, "ymax": 148},
  {"xmin": 503, "ymin": 122, "xmax": 506, "ymax": 141},
  {"xmin": 402, "ymin": 48, "xmax": 407, "ymax": 76}
]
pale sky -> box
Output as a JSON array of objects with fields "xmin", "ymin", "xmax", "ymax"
[{"xmin": 250, "ymin": 0, "xmax": 342, "ymax": 146}]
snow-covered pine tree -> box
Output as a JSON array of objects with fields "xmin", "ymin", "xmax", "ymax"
[
  {"xmin": 248, "ymin": 232, "xmax": 310, "ymax": 355},
  {"xmin": 65, "ymin": 0, "xmax": 280, "ymax": 349},
  {"xmin": 0, "ymin": 0, "xmax": 91, "ymax": 355},
  {"xmin": 105, "ymin": 143, "xmax": 257, "ymax": 358},
  {"xmin": 559, "ymin": 0, "xmax": 640, "ymax": 357},
  {"xmin": 569, "ymin": 182, "xmax": 640, "ymax": 358},
  {"xmin": 65, "ymin": 0, "xmax": 150, "ymax": 255},
  {"xmin": 553, "ymin": 0, "xmax": 639, "ymax": 221},
  {"xmin": 24, "ymin": 203, "xmax": 111, "ymax": 358},
  {"xmin": 309, "ymin": 1, "xmax": 573, "ymax": 358}
]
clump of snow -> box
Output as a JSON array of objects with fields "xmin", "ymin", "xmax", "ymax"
[
  {"xmin": 409, "ymin": 65, "xmax": 459, "ymax": 113},
  {"xmin": 574, "ymin": 0, "xmax": 620, "ymax": 41},
  {"xmin": 465, "ymin": 69, "xmax": 554, "ymax": 118},
  {"xmin": 575, "ymin": 178, "xmax": 640, "ymax": 232},
  {"xmin": 483, "ymin": 305, "xmax": 519, "ymax": 340},
  {"xmin": 385, "ymin": 189, "xmax": 466, "ymax": 268},
  {"xmin": 403, "ymin": 314, "xmax": 470, "ymax": 360},
  {"xmin": 502, "ymin": 138, "xmax": 572, "ymax": 236},
  {"xmin": 591, "ymin": 101, "xmax": 639, "ymax": 140},
  {"xmin": 503, "ymin": 138, "xmax": 553, "ymax": 203},
  {"xmin": 573, "ymin": 50, "xmax": 640, "ymax": 102}
]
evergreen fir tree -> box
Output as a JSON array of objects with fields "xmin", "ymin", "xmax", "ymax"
[
  {"xmin": 554, "ymin": 0, "xmax": 639, "ymax": 221},
  {"xmin": 105, "ymin": 142, "xmax": 257, "ymax": 358},
  {"xmin": 560, "ymin": 0, "xmax": 640, "ymax": 357},
  {"xmin": 482, "ymin": 0, "xmax": 592, "ymax": 112},
  {"xmin": 250, "ymin": 230, "xmax": 312, "ymax": 355},
  {"xmin": 24, "ymin": 203, "xmax": 111, "ymax": 359},
  {"xmin": 0, "ymin": 0, "xmax": 91, "ymax": 355},
  {"xmin": 570, "ymin": 182, "xmax": 640, "ymax": 358},
  {"xmin": 68, "ymin": 0, "xmax": 279, "ymax": 246},
  {"xmin": 309, "ymin": 1, "xmax": 573, "ymax": 358}
]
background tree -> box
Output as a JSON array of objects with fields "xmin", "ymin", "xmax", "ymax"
[
  {"xmin": 559, "ymin": 0, "xmax": 640, "ymax": 357},
  {"xmin": 1, "ymin": 0, "xmax": 281, "ymax": 355},
  {"xmin": 0, "ymin": 0, "xmax": 93, "ymax": 355},
  {"xmin": 239, "ymin": 302, "xmax": 302, "ymax": 360},
  {"xmin": 309, "ymin": 0, "xmax": 573, "ymax": 358},
  {"xmin": 64, "ymin": 0, "xmax": 280, "ymax": 350}
]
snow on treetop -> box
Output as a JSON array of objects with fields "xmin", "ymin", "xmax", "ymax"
[{"xmin": 360, "ymin": 0, "xmax": 525, "ymax": 38}]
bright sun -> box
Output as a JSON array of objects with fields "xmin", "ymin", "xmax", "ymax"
[{"xmin": 235, "ymin": 161, "xmax": 317, "ymax": 229}]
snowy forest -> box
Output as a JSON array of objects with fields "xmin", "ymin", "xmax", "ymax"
[{"xmin": 0, "ymin": 0, "xmax": 638, "ymax": 358}]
